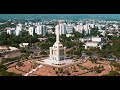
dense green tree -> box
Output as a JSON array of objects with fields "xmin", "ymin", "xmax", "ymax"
[
  {"xmin": 73, "ymin": 31, "xmax": 84, "ymax": 38},
  {"xmin": 22, "ymin": 54, "xmax": 29, "ymax": 59},
  {"xmin": 40, "ymin": 51, "xmax": 47, "ymax": 55},
  {"xmin": 0, "ymin": 69, "xmax": 21, "ymax": 76},
  {"xmin": 0, "ymin": 31, "xmax": 39, "ymax": 47},
  {"xmin": 0, "ymin": 64, "xmax": 7, "ymax": 70},
  {"xmin": 89, "ymin": 27, "xmax": 99, "ymax": 36},
  {"xmin": 20, "ymin": 48, "xmax": 27, "ymax": 53}
]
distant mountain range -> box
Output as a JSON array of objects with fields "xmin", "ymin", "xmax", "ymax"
[{"xmin": 0, "ymin": 14, "xmax": 120, "ymax": 20}]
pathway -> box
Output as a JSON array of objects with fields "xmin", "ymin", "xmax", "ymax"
[{"xmin": 24, "ymin": 64, "xmax": 43, "ymax": 76}]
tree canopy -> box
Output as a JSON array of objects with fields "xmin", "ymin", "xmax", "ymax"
[{"xmin": 0, "ymin": 32, "xmax": 39, "ymax": 47}]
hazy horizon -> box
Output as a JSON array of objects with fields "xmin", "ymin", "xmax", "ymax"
[{"xmin": 0, "ymin": 14, "xmax": 120, "ymax": 20}]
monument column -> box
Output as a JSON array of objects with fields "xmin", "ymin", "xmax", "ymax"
[
  {"xmin": 49, "ymin": 47, "xmax": 52, "ymax": 60},
  {"xmin": 56, "ymin": 26, "xmax": 60, "ymax": 43},
  {"xmin": 64, "ymin": 47, "xmax": 66, "ymax": 60},
  {"xmin": 57, "ymin": 47, "xmax": 60, "ymax": 61}
]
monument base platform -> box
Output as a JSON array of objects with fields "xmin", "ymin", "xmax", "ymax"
[{"xmin": 37, "ymin": 58, "xmax": 85, "ymax": 67}]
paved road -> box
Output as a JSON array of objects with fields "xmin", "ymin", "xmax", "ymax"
[{"xmin": 24, "ymin": 64, "xmax": 43, "ymax": 76}]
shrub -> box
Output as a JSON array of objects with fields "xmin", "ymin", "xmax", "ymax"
[
  {"xmin": 104, "ymin": 71, "xmax": 120, "ymax": 76},
  {"xmin": 0, "ymin": 64, "xmax": 7, "ymax": 70}
]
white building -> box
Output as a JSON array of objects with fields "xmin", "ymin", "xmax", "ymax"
[
  {"xmin": 9, "ymin": 46, "xmax": 19, "ymax": 51},
  {"xmin": 83, "ymin": 24, "xmax": 91, "ymax": 34},
  {"xmin": 66, "ymin": 34, "xmax": 74, "ymax": 37},
  {"xmin": 55, "ymin": 23, "xmax": 67, "ymax": 35},
  {"xmin": 91, "ymin": 37, "xmax": 103, "ymax": 42},
  {"xmin": 25, "ymin": 22, "xmax": 28, "ymax": 26},
  {"xmin": 113, "ymin": 24, "xmax": 119, "ymax": 29},
  {"xmin": 19, "ymin": 43, "xmax": 29, "ymax": 47},
  {"xmin": 42, "ymin": 25, "xmax": 47, "ymax": 36},
  {"xmin": 96, "ymin": 24, "xmax": 102, "ymax": 30},
  {"xmin": 35, "ymin": 25, "xmax": 42, "ymax": 35},
  {"xmin": 28, "ymin": 26, "xmax": 34, "ymax": 36},
  {"xmin": 7, "ymin": 28, "xmax": 15, "ymax": 35},
  {"xmin": 80, "ymin": 36, "xmax": 103, "ymax": 43},
  {"xmin": 66, "ymin": 24, "xmax": 73, "ymax": 34},
  {"xmin": 35, "ymin": 25, "xmax": 47, "ymax": 36},
  {"xmin": 37, "ymin": 38, "xmax": 48, "ymax": 41},
  {"xmin": 107, "ymin": 33, "xmax": 114, "ymax": 36},
  {"xmin": 60, "ymin": 23, "xmax": 67, "ymax": 35},
  {"xmin": 82, "ymin": 36, "xmax": 103, "ymax": 50},
  {"xmin": 15, "ymin": 24, "xmax": 22, "ymax": 36},
  {"xmin": 84, "ymin": 42, "xmax": 102, "ymax": 49},
  {"xmin": 76, "ymin": 24, "xmax": 84, "ymax": 33},
  {"xmin": 79, "ymin": 37, "xmax": 91, "ymax": 42},
  {"xmin": 89, "ymin": 23, "xmax": 95, "ymax": 28}
]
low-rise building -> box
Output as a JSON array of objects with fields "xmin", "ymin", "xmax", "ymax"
[
  {"xmin": 7, "ymin": 28, "xmax": 16, "ymax": 35},
  {"xmin": 9, "ymin": 47, "xmax": 19, "ymax": 51},
  {"xmin": 37, "ymin": 38, "xmax": 48, "ymax": 41},
  {"xmin": 19, "ymin": 43, "xmax": 29, "ymax": 47},
  {"xmin": 66, "ymin": 34, "xmax": 74, "ymax": 37},
  {"xmin": 84, "ymin": 42, "xmax": 102, "ymax": 49},
  {"xmin": 91, "ymin": 37, "xmax": 103, "ymax": 42}
]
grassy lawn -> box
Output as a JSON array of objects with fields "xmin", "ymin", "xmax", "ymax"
[
  {"xmin": 0, "ymin": 70, "xmax": 21, "ymax": 76},
  {"xmin": 77, "ymin": 64, "xmax": 88, "ymax": 70},
  {"xmin": 103, "ymin": 71, "xmax": 120, "ymax": 76}
]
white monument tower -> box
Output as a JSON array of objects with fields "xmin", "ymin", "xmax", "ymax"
[
  {"xmin": 49, "ymin": 25, "xmax": 66, "ymax": 64},
  {"xmin": 40, "ymin": 25, "xmax": 83, "ymax": 67}
]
